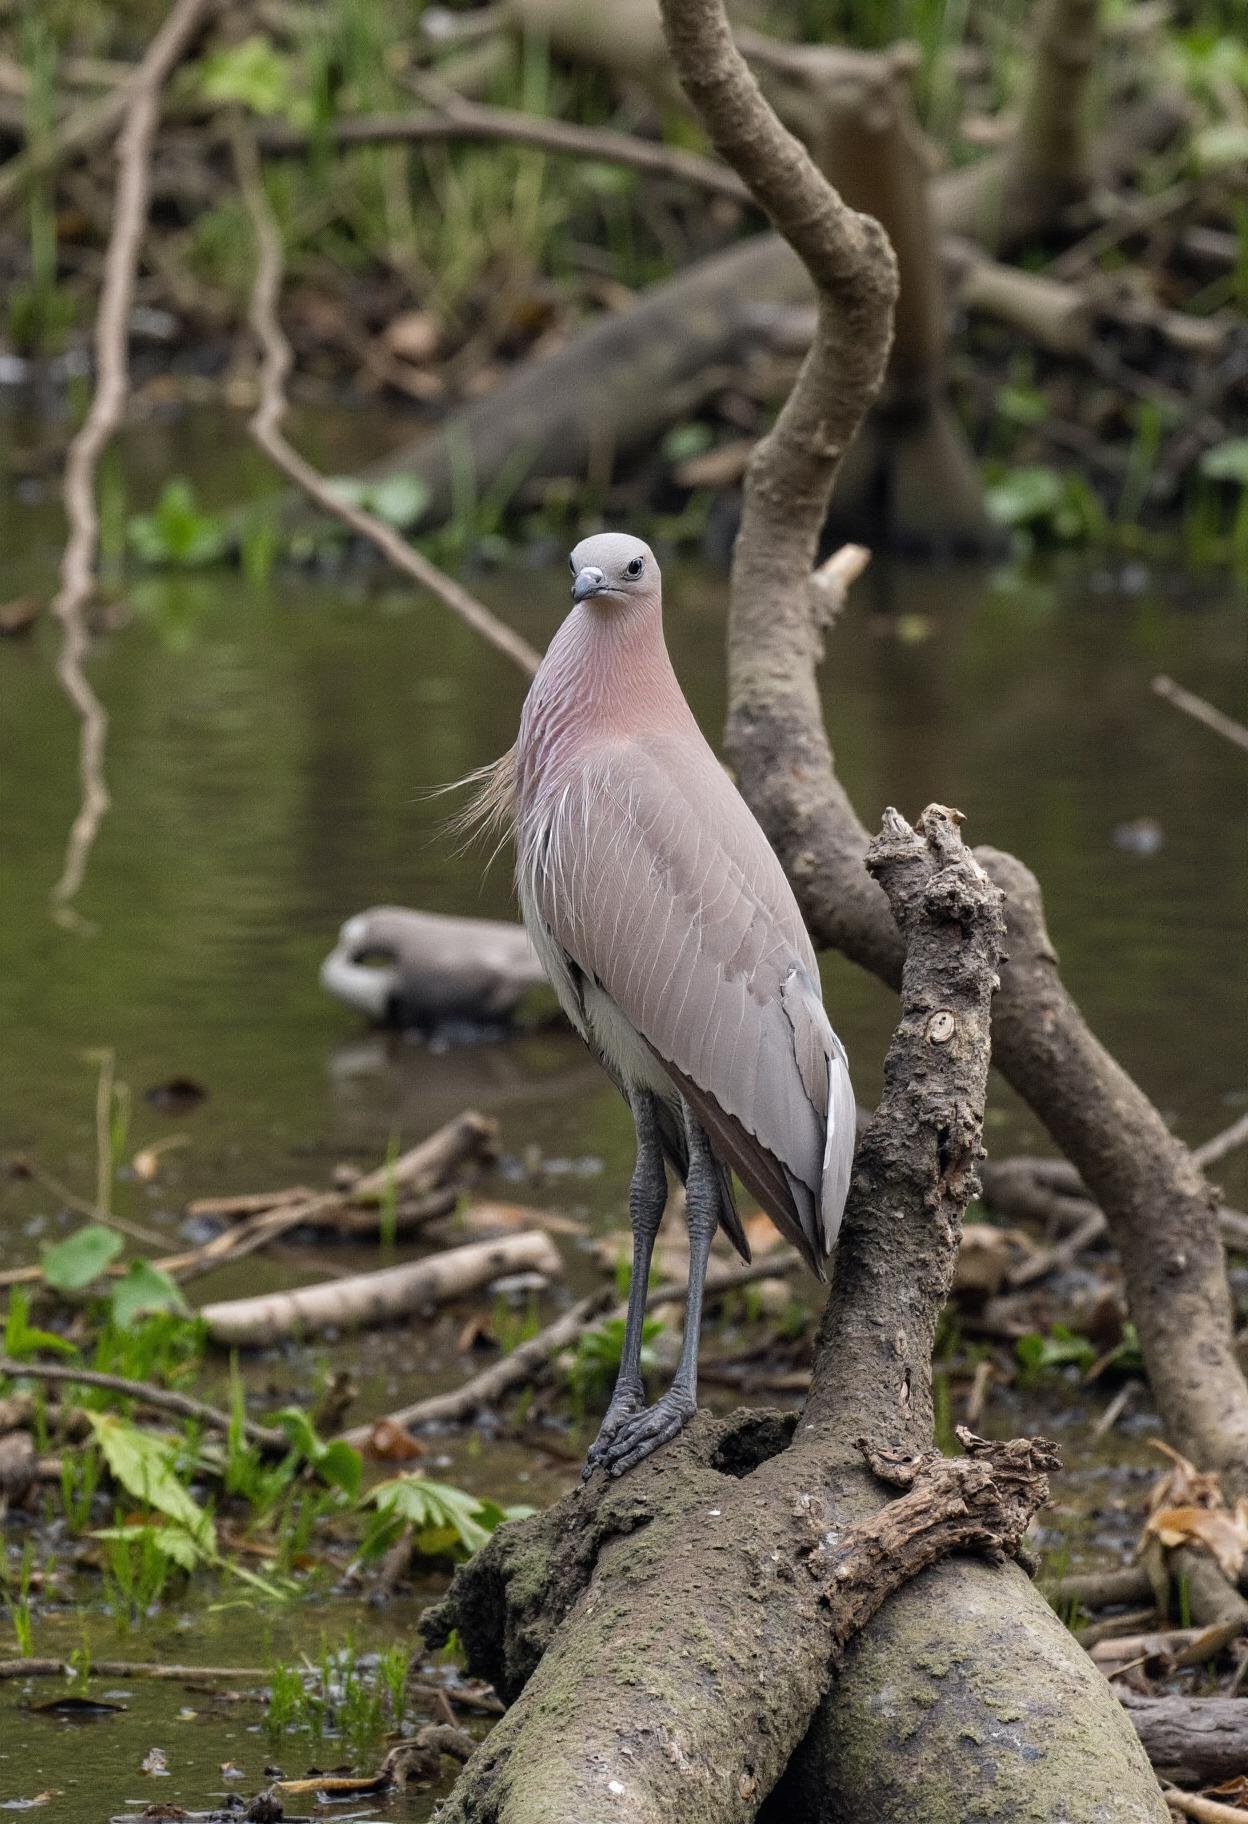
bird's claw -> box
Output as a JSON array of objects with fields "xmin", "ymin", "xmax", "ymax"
[
  {"xmin": 582, "ymin": 1386, "xmax": 645, "ymax": 1480},
  {"xmin": 593, "ymin": 1388, "xmax": 697, "ymax": 1478}
]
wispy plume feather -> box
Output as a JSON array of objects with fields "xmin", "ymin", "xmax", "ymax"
[{"xmin": 439, "ymin": 745, "xmax": 519, "ymax": 863}]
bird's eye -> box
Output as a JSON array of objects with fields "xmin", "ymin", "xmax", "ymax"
[
  {"xmin": 568, "ymin": 556, "xmax": 576, "ymax": 574},
  {"xmin": 626, "ymin": 557, "xmax": 644, "ymax": 578}
]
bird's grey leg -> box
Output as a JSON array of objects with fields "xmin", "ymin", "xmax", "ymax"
[
  {"xmin": 596, "ymin": 1100, "xmax": 716, "ymax": 1477},
  {"xmin": 584, "ymin": 1088, "xmax": 667, "ymax": 1476}
]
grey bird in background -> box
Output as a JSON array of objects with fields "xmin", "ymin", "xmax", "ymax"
[
  {"xmin": 483, "ymin": 532, "xmax": 855, "ymax": 1476},
  {"xmin": 320, "ymin": 906, "xmax": 547, "ymax": 1029}
]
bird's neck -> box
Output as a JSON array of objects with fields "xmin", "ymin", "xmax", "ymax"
[{"xmin": 520, "ymin": 597, "xmax": 693, "ymax": 770}]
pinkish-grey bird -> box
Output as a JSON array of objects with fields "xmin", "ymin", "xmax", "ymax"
[{"xmin": 501, "ymin": 533, "xmax": 853, "ymax": 1475}]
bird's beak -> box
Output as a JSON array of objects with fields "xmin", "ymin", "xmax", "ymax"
[{"xmin": 571, "ymin": 566, "xmax": 607, "ymax": 602}]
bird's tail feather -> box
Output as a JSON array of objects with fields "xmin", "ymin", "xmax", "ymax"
[{"xmin": 436, "ymin": 746, "xmax": 519, "ymax": 862}]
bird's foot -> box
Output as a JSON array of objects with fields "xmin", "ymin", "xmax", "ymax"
[
  {"xmin": 583, "ymin": 1385, "xmax": 646, "ymax": 1481},
  {"xmin": 591, "ymin": 1386, "xmax": 697, "ymax": 1479}
]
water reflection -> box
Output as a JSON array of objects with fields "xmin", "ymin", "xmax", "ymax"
[{"xmin": 1, "ymin": 508, "xmax": 1245, "ymax": 1260}]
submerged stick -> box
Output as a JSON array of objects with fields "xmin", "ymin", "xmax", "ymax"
[
  {"xmin": 1152, "ymin": 675, "xmax": 1248, "ymax": 755},
  {"xmin": 46, "ymin": 0, "xmax": 217, "ymax": 921},
  {"xmin": 0, "ymin": 1657, "xmax": 269, "ymax": 1682}
]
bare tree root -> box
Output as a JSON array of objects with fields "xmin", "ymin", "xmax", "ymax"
[
  {"xmin": 633, "ymin": 0, "xmax": 1167, "ymax": 1816},
  {"xmin": 428, "ymin": 1428, "xmax": 1057, "ymax": 1824},
  {"xmin": 47, "ymin": 0, "xmax": 217, "ymax": 921},
  {"xmin": 256, "ymin": 90, "xmax": 750, "ymax": 203}
]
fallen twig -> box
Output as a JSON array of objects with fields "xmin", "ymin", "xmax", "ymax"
[
  {"xmin": 0, "ymin": 1358, "xmax": 286, "ymax": 1453},
  {"xmin": 341, "ymin": 1287, "xmax": 612, "ymax": 1447},
  {"xmin": 1042, "ymin": 1563, "xmax": 1154, "ymax": 1610},
  {"xmin": 257, "ymin": 94, "xmax": 750, "ymax": 202},
  {"xmin": 1193, "ymin": 1112, "xmax": 1248, "ymax": 1173},
  {"xmin": 46, "ymin": 0, "xmax": 218, "ymax": 921},
  {"xmin": 342, "ymin": 1248, "xmax": 805, "ymax": 1446},
  {"xmin": 1119, "ymin": 1691, "xmax": 1248, "ymax": 1786},
  {"xmin": 982, "ymin": 1152, "xmax": 1248, "ymax": 1260},
  {"xmin": 1152, "ymin": 675, "xmax": 1248, "ymax": 756},
  {"xmin": 200, "ymin": 1230, "xmax": 564, "ymax": 1347},
  {"xmin": 1164, "ymin": 1788, "xmax": 1248, "ymax": 1824},
  {"xmin": 230, "ymin": 119, "xmax": 539, "ymax": 676},
  {"xmin": 0, "ymin": 1111, "xmax": 494, "ymax": 1290}
]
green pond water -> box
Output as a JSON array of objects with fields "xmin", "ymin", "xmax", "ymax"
[{"xmin": 1, "ymin": 406, "xmax": 1245, "ymax": 1815}]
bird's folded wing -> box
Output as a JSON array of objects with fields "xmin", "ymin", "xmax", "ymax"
[{"xmin": 525, "ymin": 739, "xmax": 848, "ymax": 1252}]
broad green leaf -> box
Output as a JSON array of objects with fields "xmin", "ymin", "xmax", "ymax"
[
  {"xmin": 316, "ymin": 1441, "xmax": 363, "ymax": 1499},
  {"xmin": 127, "ymin": 480, "xmax": 227, "ymax": 570},
  {"xmin": 662, "ymin": 422, "xmax": 714, "ymax": 463},
  {"xmin": 274, "ymin": 1406, "xmax": 362, "ymax": 1498},
  {"xmin": 41, "ymin": 1225, "xmax": 122, "ymax": 1292},
  {"xmin": 94, "ymin": 1521, "xmax": 205, "ymax": 1570},
  {"xmin": 87, "ymin": 1412, "xmax": 215, "ymax": 1551},
  {"xmin": 194, "ymin": 37, "xmax": 298, "ymax": 117},
  {"xmin": 1194, "ymin": 122, "xmax": 1248, "ymax": 171},
  {"xmin": 4, "ymin": 1287, "xmax": 79, "ymax": 1359},
  {"xmin": 366, "ymin": 1475, "xmax": 498, "ymax": 1556},
  {"xmin": 109, "ymin": 1261, "xmax": 190, "ymax": 1329},
  {"xmin": 985, "ymin": 466, "xmax": 1064, "ymax": 528}
]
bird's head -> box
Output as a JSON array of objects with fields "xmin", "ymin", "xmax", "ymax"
[{"xmin": 568, "ymin": 533, "xmax": 658, "ymax": 608}]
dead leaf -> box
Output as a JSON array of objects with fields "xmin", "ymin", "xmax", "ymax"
[
  {"xmin": 953, "ymin": 1223, "xmax": 1015, "ymax": 1297},
  {"xmin": 366, "ymin": 1417, "xmax": 426, "ymax": 1463},
  {"xmin": 1207, "ymin": 1777, "xmax": 1248, "ymax": 1806},
  {"xmin": 456, "ymin": 1314, "xmax": 498, "ymax": 1353},
  {"xmin": 1145, "ymin": 1502, "xmax": 1248, "ymax": 1581},
  {"xmin": 220, "ymin": 1762, "xmax": 244, "ymax": 1779},
  {"xmin": 1146, "ymin": 1441, "xmax": 1224, "ymax": 1515},
  {"xmin": 140, "ymin": 1746, "xmax": 169, "ymax": 1775}
]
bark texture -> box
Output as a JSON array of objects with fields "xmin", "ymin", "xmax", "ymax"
[{"xmin": 1117, "ymin": 1692, "xmax": 1248, "ymax": 1785}]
